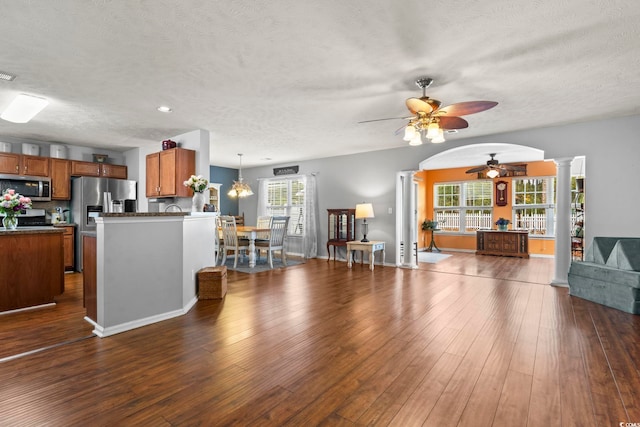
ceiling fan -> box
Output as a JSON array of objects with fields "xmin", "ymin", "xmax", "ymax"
[
  {"xmin": 465, "ymin": 153, "xmax": 526, "ymax": 178},
  {"xmin": 359, "ymin": 77, "xmax": 498, "ymax": 145}
]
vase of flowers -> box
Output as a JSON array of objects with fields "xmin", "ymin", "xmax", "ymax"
[
  {"xmin": 495, "ymin": 217, "xmax": 510, "ymax": 231},
  {"xmin": 183, "ymin": 175, "xmax": 209, "ymax": 212},
  {"xmin": 1, "ymin": 188, "xmax": 32, "ymax": 230}
]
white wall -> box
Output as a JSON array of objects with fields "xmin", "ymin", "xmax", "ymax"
[
  {"xmin": 239, "ymin": 114, "xmax": 640, "ymax": 264},
  {"xmin": 127, "ymin": 129, "xmax": 210, "ymax": 212}
]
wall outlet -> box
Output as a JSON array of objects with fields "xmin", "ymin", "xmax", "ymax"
[{"xmin": 388, "ymin": 207, "xmax": 393, "ymax": 214}]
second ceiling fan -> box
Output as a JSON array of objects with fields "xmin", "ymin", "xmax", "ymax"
[
  {"xmin": 465, "ymin": 153, "xmax": 527, "ymax": 178},
  {"xmin": 359, "ymin": 77, "xmax": 498, "ymax": 145}
]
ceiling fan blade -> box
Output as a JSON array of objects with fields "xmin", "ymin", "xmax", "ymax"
[
  {"xmin": 438, "ymin": 116, "xmax": 469, "ymax": 130},
  {"xmin": 405, "ymin": 97, "xmax": 434, "ymax": 115},
  {"xmin": 394, "ymin": 124, "xmax": 408, "ymax": 136},
  {"xmin": 501, "ymin": 164, "xmax": 527, "ymax": 171},
  {"xmin": 437, "ymin": 101, "xmax": 498, "ymax": 117},
  {"xmin": 358, "ymin": 116, "xmax": 411, "ymax": 124},
  {"xmin": 465, "ymin": 166, "xmax": 487, "ymax": 174}
]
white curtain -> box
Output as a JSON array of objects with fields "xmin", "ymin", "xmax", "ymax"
[
  {"xmin": 256, "ymin": 174, "xmax": 318, "ymax": 259},
  {"xmin": 304, "ymin": 174, "xmax": 318, "ymax": 259}
]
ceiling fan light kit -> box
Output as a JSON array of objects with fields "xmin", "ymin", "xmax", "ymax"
[
  {"xmin": 465, "ymin": 153, "xmax": 527, "ymax": 178},
  {"xmin": 360, "ymin": 77, "xmax": 498, "ymax": 146}
]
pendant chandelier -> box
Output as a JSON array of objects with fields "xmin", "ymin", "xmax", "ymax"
[{"xmin": 228, "ymin": 153, "xmax": 253, "ymax": 198}]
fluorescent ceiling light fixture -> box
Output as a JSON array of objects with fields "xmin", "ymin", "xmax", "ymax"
[
  {"xmin": 1, "ymin": 94, "xmax": 49, "ymax": 123},
  {"xmin": 157, "ymin": 106, "xmax": 172, "ymax": 113}
]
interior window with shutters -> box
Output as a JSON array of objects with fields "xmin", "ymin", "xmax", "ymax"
[
  {"xmin": 512, "ymin": 177, "xmax": 555, "ymax": 235},
  {"xmin": 266, "ymin": 177, "xmax": 305, "ymax": 235},
  {"xmin": 434, "ymin": 181, "xmax": 492, "ymax": 232}
]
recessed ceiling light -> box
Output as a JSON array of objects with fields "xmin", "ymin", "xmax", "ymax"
[
  {"xmin": 157, "ymin": 106, "xmax": 172, "ymax": 113},
  {"xmin": 0, "ymin": 71, "xmax": 16, "ymax": 81},
  {"xmin": 445, "ymin": 129, "xmax": 458, "ymax": 134},
  {"xmin": 0, "ymin": 94, "xmax": 49, "ymax": 123}
]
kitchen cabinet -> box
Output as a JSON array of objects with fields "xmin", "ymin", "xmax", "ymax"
[
  {"xmin": 71, "ymin": 160, "xmax": 127, "ymax": 179},
  {"xmin": 83, "ymin": 234, "xmax": 97, "ymax": 321},
  {"xmin": 476, "ymin": 230, "xmax": 529, "ymax": 258},
  {"xmin": 50, "ymin": 158, "xmax": 71, "ymax": 200},
  {"xmin": 0, "ymin": 152, "xmax": 50, "ymax": 176},
  {"xmin": 58, "ymin": 225, "xmax": 75, "ymax": 271},
  {"xmin": 145, "ymin": 147, "xmax": 195, "ymax": 197},
  {"xmin": 0, "ymin": 228, "xmax": 64, "ymax": 312}
]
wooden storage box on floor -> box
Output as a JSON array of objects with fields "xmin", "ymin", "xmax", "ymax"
[{"xmin": 198, "ymin": 266, "xmax": 227, "ymax": 299}]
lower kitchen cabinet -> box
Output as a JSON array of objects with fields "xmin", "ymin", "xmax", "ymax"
[{"xmin": 57, "ymin": 225, "xmax": 75, "ymax": 271}]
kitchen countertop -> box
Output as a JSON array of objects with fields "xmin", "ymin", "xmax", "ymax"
[
  {"xmin": 101, "ymin": 212, "xmax": 189, "ymax": 217},
  {"xmin": 0, "ymin": 227, "xmax": 64, "ymax": 235}
]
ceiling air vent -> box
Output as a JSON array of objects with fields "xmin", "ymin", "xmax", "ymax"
[{"xmin": 0, "ymin": 71, "xmax": 17, "ymax": 81}]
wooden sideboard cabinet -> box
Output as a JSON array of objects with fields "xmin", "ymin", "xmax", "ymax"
[
  {"xmin": 476, "ymin": 230, "xmax": 529, "ymax": 258},
  {"xmin": 327, "ymin": 208, "xmax": 355, "ymax": 261}
]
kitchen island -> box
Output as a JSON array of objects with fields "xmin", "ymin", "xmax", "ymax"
[
  {"xmin": 0, "ymin": 227, "xmax": 64, "ymax": 312},
  {"xmin": 83, "ymin": 212, "xmax": 216, "ymax": 337}
]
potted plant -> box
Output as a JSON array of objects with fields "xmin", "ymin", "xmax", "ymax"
[
  {"xmin": 495, "ymin": 217, "xmax": 510, "ymax": 231},
  {"xmin": 421, "ymin": 219, "xmax": 439, "ymax": 246}
]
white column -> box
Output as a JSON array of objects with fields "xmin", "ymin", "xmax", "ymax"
[{"xmin": 551, "ymin": 157, "xmax": 573, "ymax": 287}]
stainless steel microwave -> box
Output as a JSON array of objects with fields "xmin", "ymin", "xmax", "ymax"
[{"xmin": 0, "ymin": 174, "xmax": 51, "ymax": 201}]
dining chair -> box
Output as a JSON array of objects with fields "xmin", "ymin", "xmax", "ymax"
[
  {"xmin": 255, "ymin": 216, "xmax": 289, "ymax": 268},
  {"xmin": 219, "ymin": 215, "xmax": 250, "ymax": 268},
  {"xmin": 214, "ymin": 215, "xmax": 224, "ymax": 266},
  {"xmin": 255, "ymin": 216, "xmax": 273, "ymax": 261}
]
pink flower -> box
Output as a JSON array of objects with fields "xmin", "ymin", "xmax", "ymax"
[
  {"xmin": 3, "ymin": 194, "xmax": 9, "ymax": 201},
  {"xmin": 7, "ymin": 189, "xmax": 15, "ymax": 195}
]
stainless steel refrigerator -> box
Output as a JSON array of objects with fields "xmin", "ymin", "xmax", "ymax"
[{"xmin": 71, "ymin": 176, "xmax": 137, "ymax": 271}]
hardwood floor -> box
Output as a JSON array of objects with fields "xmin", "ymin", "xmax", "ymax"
[{"xmin": 1, "ymin": 253, "xmax": 639, "ymax": 426}]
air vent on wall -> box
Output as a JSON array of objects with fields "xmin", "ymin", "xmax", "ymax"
[{"xmin": 0, "ymin": 71, "xmax": 17, "ymax": 81}]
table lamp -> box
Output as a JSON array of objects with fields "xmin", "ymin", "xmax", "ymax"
[{"xmin": 355, "ymin": 203, "xmax": 375, "ymax": 242}]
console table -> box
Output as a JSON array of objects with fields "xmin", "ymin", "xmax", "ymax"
[
  {"xmin": 476, "ymin": 230, "xmax": 529, "ymax": 259},
  {"xmin": 346, "ymin": 240, "xmax": 385, "ymax": 271}
]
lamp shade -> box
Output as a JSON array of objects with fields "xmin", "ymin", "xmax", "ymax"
[
  {"xmin": 355, "ymin": 203, "xmax": 374, "ymax": 219},
  {"xmin": 486, "ymin": 169, "xmax": 500, "ymax": 178}
]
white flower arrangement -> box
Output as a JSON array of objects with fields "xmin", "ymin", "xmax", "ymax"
[{"xmin": 183, "ymin": 175, "xmax": 209, "ymax": 193}]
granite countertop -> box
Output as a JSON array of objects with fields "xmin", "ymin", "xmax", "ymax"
[
  {"xmin": 52, "ymin": 223, "xmax": 78, "ymax": 227},
  {"xmin": 0, "ymin": 227, "xmax": 64, "ymax": 235},
  {"xmin": 101, "ymin": 212, "xmax": 189, "ymax": 217}
]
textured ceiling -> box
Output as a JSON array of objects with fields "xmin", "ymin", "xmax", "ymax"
[{"xmin": 1, "ymin": 1, "xmax": 639, "ymax": 168}]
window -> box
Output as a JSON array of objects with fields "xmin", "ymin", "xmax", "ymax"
[
  {"xmin": 434, "ymin": 181, "xmax": 493, "ymax": 232},
  {"xmin": 512, "ymin": 177, "xmax": 555, "ymax": 235},
  {"xmin": 265, "ymin": 177, "xmax": 305, "ymax": 235}
]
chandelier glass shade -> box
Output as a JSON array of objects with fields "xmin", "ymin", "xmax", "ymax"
[
  {"xmin": 403, "ymin": 115, "xmax": 447, "ymax": 146},
  {"xmin": 227, "ymin": 153, "xmax": 253, "ymax": 198}
]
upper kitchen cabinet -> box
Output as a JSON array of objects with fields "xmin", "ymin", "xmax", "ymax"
[
  {"xmin": 146, "ymin": 148, "xmax": 195, "ymax": 197},
  {"xmin": 71, "ymin": 160, "xmax": 127, "ymax": 179},
  {"xmin": 0, "ymin": 153, "xmax": 50, "ymax": 177},
  {"xmin": 50, "ymin": 158, "xmax": 71, "ymax": 200}
]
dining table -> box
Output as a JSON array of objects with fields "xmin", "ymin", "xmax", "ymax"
[{"xmin": 235, "ymin": 225, "xmax": 271, "ymax": 268}]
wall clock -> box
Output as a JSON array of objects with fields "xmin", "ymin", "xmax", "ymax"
[{"xmin": 495, "ymin": 180, "xmax": 508, "ymax": 206}]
